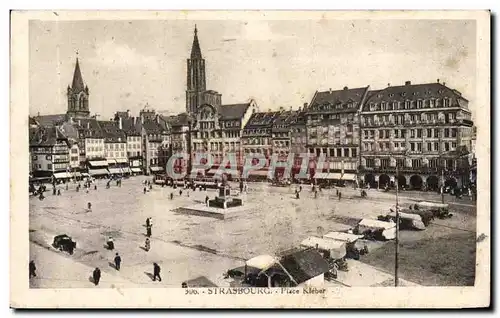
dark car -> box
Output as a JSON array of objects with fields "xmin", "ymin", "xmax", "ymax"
[{"xmin": 52, "ymin": 234, "xmax": 77, "ymax": 254}]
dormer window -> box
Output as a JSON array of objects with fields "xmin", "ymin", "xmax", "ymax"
[
  {"xmin": 389, "ymin": 93, "xmax": 394, "ymax": 97},
  {"xmin": 401, "ymin": 92, "xmax": 406, "ymax": 97}
]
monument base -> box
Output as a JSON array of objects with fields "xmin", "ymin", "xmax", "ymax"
[
  {"xmin": 177, "ymin": 204, "xmax": 250, "ymax": 220},
  {"xmin": 208, "ymin": 196, "xmax": 243, "ymax": 209}
]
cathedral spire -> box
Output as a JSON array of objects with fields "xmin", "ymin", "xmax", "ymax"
[
  {"xmin": 71, "ymin": 56, "xmax": 85, "ymax": 93},
  {"xmin": 190, "ymin": 25, "xmax": 202, "ymax": 59}
]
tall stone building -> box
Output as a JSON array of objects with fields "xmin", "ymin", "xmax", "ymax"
[
  {"xmin": 186, "ymin": 26, "xmax": 222, "ymax": 115},
  {"xmin": 359, "ymin": 80, "xmax": 474, "ymax": 190},
  {"xmin": 305, "ymin": 86, "xmax": 369, "ymax": 185},
  {"xmin": 66, "ymin": 57, "xmax": 90, "ymax": 118}
]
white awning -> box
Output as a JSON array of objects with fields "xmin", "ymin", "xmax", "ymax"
[
  {"xmin": 131, "ymin": 167, "xmax": 142, "ymax": 173},
  {"xmin": 323, "ymin": 231, "xmax": 363, "ymax": 243},
  {"xmin": 245, "ymin": 255, "xmax": 277, "ymax": 270},
  {"xmin": 115, "ymin": 158, "xmax": 128, "ymax": 163},
  {"xmin": 53, "ymin": 172, "xmax": 72, "ymax": 179},
  {"xmin": 108, "ymin": 168, "xmax": 123, "ymax": 174},
  {"xmin": 313, "ymin": 172, "xmax": 328, "ymax": 179},
  {"xmin": 341, "ymin": 173, "xmax": 357, "ymax": 181},
  {"xmin": 89, "ymin": 169, "xmax": 109, "ymax": 176},
  {"xmin": 326, "ymin": 173, "xmax": 342, "ymax": 180},
  {"xmin": 88, "ymin": 160, "xmax": 108, "ymax": 167},
  {"xmin": 300, "ymin": 236, "xmax": 346, "ymax": 260},
  {"xmin": 150, "ymin": 166, "xmax": 164, "ymax": 172},
  {"xmin": 122, "ymin": 167, "xmax": 132, "ymax": 174},
  {"xmin": 245, "ymin": 170, "xmax": 269, "ymax": 177},
  {"xmin": 107, "ymin": 159, "xmax": 117, "ymax": 164}
]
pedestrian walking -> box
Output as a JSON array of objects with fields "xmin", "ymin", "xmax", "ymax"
[
  {"xmin": 94, "ymin": 185, "xmax": 97, "ymax": 190},
  {"xmin": 146, "ymin": 225, "xmax": 152, "ymax": 238},
  {"xmin": 144, "ymin": 187, "xmax": 147, "ymax": 194},
  {"xmin": 170, "ymin": 193, "xmax": 174, "ymax": 200},
  {"xmin": 57, "ymin": 189, "xmax": 61, "ymax": 196},
  {"xmin": 296, "ymin": 191, "xmax": 300, "ymax": 199},
  {"xmin": 338, "ymin": 192, "xmax": 342, "ymax": 201},
  {"xmin": 92, "ymin": 267, "xmax": 101, "ymax": 286},
  {"xmin": 149, "ymin": 184, "xmax": 153, "ymax": 190},
  {"xmin": 107, "ymin": 236, "xmax": 114, "ymax": 250},
  {"xmin": 114, "ymin": 253, "xmax": 121, "ymax": 271},
  {"xmin": 39, "ymin": 192, "xmax": 45, "ymax": 200},
  {"xmin": 145, "ymin": 238, "xmax": 151, "ymax": 252},
  {"xmin": 146, "ymin": 217, "xmax": 150, "ymax": 227},
  {"xmin": 29, "ymin": 260, "xmax": 36, "ymax": 278},
  {"xmin": 314, "ymin": 190, "xmax": 318, "ymax": 199},
  {"xmin": 187, "ymin": 191, "xmax": 190, "ymax": 197},
  {"xmin": 153, "ymin": 263, "xmax": 162, "ymax": 282},
  {"xmin": 88, "ymin": 202, "xmax": 92, "ymax": 211},
  {"xmin": 53, "ymin": 187, "xmax": 57, "ymax": 195},
  {"xmin": 179, "ymin": 189, "xmax": 183, "ymax": 196},
  {"xmin": 205, "ymin": 195, "xmax": 209, "ymax": 205},
  {"xmin": 66, "ymin": 183, "xmax": 69, "ymax": 191},
  {"xmin": 76, "ymin": 185, "xmax": 80, "ymax": 192},
  {"xmin": 299, "ymin": 185, "xmax": 302, "ymax": 192}
]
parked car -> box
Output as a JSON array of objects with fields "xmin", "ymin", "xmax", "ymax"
[{"xmin": 52, "ymin": 234, "xmax": 77, "ymax": 255}]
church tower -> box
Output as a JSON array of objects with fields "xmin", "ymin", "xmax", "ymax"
[
  {"xmin": 186, "ymin": 25, "xmax": 207, "ymax": 114},
  {"xmin": 67, "ymin": 55, "xmax": 90, "ymax": 118}
]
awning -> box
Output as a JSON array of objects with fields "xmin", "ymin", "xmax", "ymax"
[
  {"xmin": 115, "ymin": 158, "xmax": 128, "ymax": 163},
  {"xmin": 122, "ymin": 167, "xmax": 132, "ymax": 174},
  {"xmin": 53, "ymin": 172, "xmax": 72, "ymax": 179},
  {"xmin": 108, "ymin": 168, "xmax": 123, "ymax": 174},
  {"xmin": 73, "ymin": 172, "xmax": 82, "ymax": 177},
  {"xmin": 150, "ymin": 166, "xmax": 164, "ymax": 172},
  {"xmin": 313, "ymin": 172, "xmax": 328, "ymax": 179},
  {"xmin": 88, "ymin": 160, "xmax": 108, "ymax": 167},
  {"xmin": 89, "ymin": 169, "xmax": 109, "ymax": 176},
  {"xmin": 341, "ymin": 173, "xmax": 357, "ymax": 181},
  {"xmin": 245, "ymin": 170, "xmax": 269, "ymax": 177},
  {"xmin": 210, "ymin": 169, "xmax": 240, "ymax": 176},
  {"xmin": 327, "ymin": 173, "xmax": 342, "ymax": 180},
  {"xmin": 107, "ymin": 159, "xmax": 117, "ymax": 164},
  {"xmin": 131, "ymin": 167, "xmax": 142, "ymax": 173}
]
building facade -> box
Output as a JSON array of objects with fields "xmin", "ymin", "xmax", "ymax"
[
  {"xmin": 359, "ymin": 80, "xmax": 474, "ymax": 190},
  {"xmin": 306, "ymin": 86, "xmax": 368, "ymax": 185},
  {"xmin": 29, "ymin": 127, "xmax": 70, "ymax": 179}
]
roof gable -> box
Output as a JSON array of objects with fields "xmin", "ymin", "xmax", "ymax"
[{"xmin": 220, "ymin": 103, "xmax": 251, "ymax": 120}]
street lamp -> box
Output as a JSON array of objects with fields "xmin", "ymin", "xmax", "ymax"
[{"xmin": 394, "ymin": 149, "xmax": 408, "ymax": 287}]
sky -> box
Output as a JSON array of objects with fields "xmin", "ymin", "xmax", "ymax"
[{"xmin": 29, "ymin": 19, "xmax": 476, "ymax": 120}]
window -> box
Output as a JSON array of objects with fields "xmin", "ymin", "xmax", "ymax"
[
  {"xmin": 379, "ymin": 130, "xmax": 384, "ymax": 139},
  {"xmin": 427, "ymin": 129, "xmax": 432, "ymax": 138},
  {"xmin": 343, "ymin": 148, "xmax": 349, "ymax": 157},
  {"xmin": 337, "ymin": 149, "xmax": 342, "ymax": 157},
  {"xmin": 46, "ymin": 155, "xmax": 52, "ymax": 160},
  {"xmin": 444, "ymin": 128, "xmax": 449, "ymax": 138},
  {"xmin": 384, "ymin": 130, "xmax": 389, "ymax": 139},
  {"xmin": 417, "ymin": 143, "xmax": 422, "ymax": 152},
  {"xmin": 451, "ymin": 128, "xmax": 457, "ymax": 138},
  {"xmin": 394, "ymin": 142, "xmax": 399, "ymax": 150},
  {"xmin": 445, "ymin": 143, "xmax": 450, "ymax": 151},
  {"xmin": 394, "ymin": 130, "xmax": 399, "ymax": 138},
  {"xmin": 429, "ymin": 159, "xmax": 439, "ymax": 168},
  {"xmin": 329, "ymin": 149, "xmax": 335, "ymax": 157},
  {"xmin": 32, "ymin": 155, "xmax": 37, "ymax": 160},
  {"xmin": 385, "ymin": 142, "xmax": 390, "ymax": 150},
  {"xmin": 366, "ymin": 159, "xmax": 375, "ymax": 168},
  {"xmin": 401, "ymin": 130, "xmax": 406, "ymax": 138},
  {"xmin": 396, "ymin": 158, "xmax": 405, "ymax": 167},
  {"xmin": 434, "ymin": 142, "xmax": 439, "ymax": 151},
  {"xmin": 417, "ymin": 129, "xmax": 422, "ymax": 138},
  {"xmin": 452, "ymin": 142, "xmax": 457, "ymax": 150},
  {"xmin": 410, "ymin": 130, "xmax": 416, "ymax": 138},
  {"xmin": 381, "ymin": 158, "xmax": 390, "ymax": 168},
  {"xmin": 47, "ymin": 164, "xmax": 52, "ymax": 170},
  {"xmin": 412, "ymin": 159, "xmax": 421, "ymax": 168},
  {"xmin": 410, "ymin": 143, "xmax": 415, "ymax": 151},
  {"xmin": 446, "ymin": 159, "xmax": 454, "ymax": 169},
  {"xmin": 352, "ymin": 149, "xmax": 357, "ymax": 158}
]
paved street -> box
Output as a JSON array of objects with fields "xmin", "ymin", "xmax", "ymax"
[{"xmin": 29, "ymin": 176, "xmax": 476, "ymax": 287}]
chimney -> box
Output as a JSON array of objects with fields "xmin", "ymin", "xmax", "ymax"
[
  {"xmin": 37, "ymin": 112, "xmax": 40, "ymax": 117},
  {"xmin": 133, "ymin": 116, "xmax": 136, "ymax": 126},
  {"xmin": 443, "ymin": 82, "xmax": 446, "ymax": 86},
  {"xmin": 268, "ymin": 108, "xmax": 271, "ymax": 112},
  {"xmin": 387, "ymin": 83, "xmax": 391, "ymax": 87},
  {"xmin": 303, "ymin": 102, "xmax": 308, "ymax": 108},
  {"xmin": 156, "ymin": 114, "xmax": 160, "ymax": 124},
  {"xmin": 127, "ymin": 109, "xmax": 130, "ymax": 118},
  {"xmin": 437, "ymin": 79, "xmax": 440, "ymax": 83},
  {"xmin": 405, "ymin": 81, "xmax": 411, "ymax": 86},
  {"xmin": 141, "ymin": 116, "xmax": 144, "ymax": 124},
  {"xmin": 87, "ymin": 122, "xmax": 90, "ymax": 129},
  {"xmin": 289, "ymin": 106, "xmax": 293, "ymax": 111},
  {"xmin": 343, "ymin": 86, "xmax": 348, "ymax": 90},
  {"xmin": 118, "ymin": 117, "xmax": 123, "ymax": 130},
  {"xmin": 329, "ymin": 88, "xmax": 332, "ymax": 94}
]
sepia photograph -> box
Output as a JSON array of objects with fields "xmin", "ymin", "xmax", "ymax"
[{"xmin": 10, "ymin": 10, "xmax": 490, "ymax": 308}]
